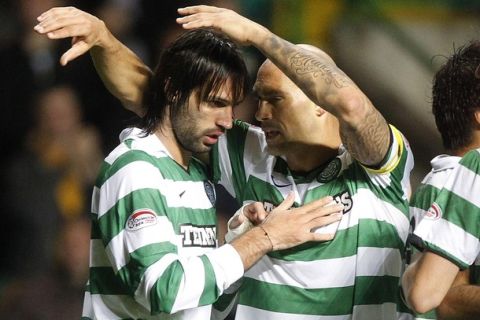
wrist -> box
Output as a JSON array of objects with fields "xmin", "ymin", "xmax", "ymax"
[
  {"xmin": 248, "ymin": 25, "xmax": 271, "ymax": 47},
  {"xmin": 258, "ymin": 225, "xmax": 275, "ymax": 251},
  {"xmin": 225, "ymin": 204, "xmax": 254, "ymax": 243},
  {"xmin": 95, "ymin": 20, "xmax": 119, "ymax": 52}
]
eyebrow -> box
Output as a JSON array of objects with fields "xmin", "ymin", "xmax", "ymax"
[
  {"xmin": 253, "ymin": 86, "xmax": 281, "ymax": 97},
  {"xmin": 205, "ymin": 96, "xmax": 233, "ymax": 105}
]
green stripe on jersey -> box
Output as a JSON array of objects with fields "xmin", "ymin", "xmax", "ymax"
[
  {"xmin": 97, "ymin": 188, "xmax": 216, "ymax": 243},
  {"xmin": 410, "ymin": 183, "xmax": 441, "ymax": 211},
  {"xmin": 150, "ymin": 262, "xmax": 184, "ymax": 314},
  {"xmin": 211, "ymin": 120, "xmax": 249, "ymax": 202},
  {"xmin": 199, "ymin": 255, "xmax": 219, "ymax": 305},
  {"xmin": 98, "ymin": 149, "xmax": 208, "ymax": 188},
  {"xmin": 89, "ymin": 266, "xmax": 130, "ymax": 295},
  {"xmin": 269, "ymin": 219, "xmax": 404, "ymax": 261},
  {"xmin": 436, "ymin": 191, "xmax": 480, "ymax": 236},
  {"xmin": 239, "ymin": 275, "xmax": 400, "ymax": 315},
  {"xmin": 116, "ymin": 242, "xmax": 179, "ymax": 295}
]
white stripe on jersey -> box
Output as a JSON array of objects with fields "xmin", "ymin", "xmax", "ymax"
[
  {"xmin": 234, "ymin": 304, "xmax": 410, "ymax": 320},
  {"xmin": 415, "ymin": 218, "xmax": 480, "ymax": 266},
  {"xmin": 235, "ymin": 304, "xmax": 351, "ymax": 320},
  {"xmin": 216, "ymin": 132, "xmax": 237, "ymax": 198},
  {"xmin": 246, "ymin": 247, "xmax": 401, "ymax": 289},
  {"xmin": 106, "ymin": 216, "xmax": 176, "ymax": 271},
  {"xmin": 170, "ymin": 256, "xmax": 207, "ymax": 312},
  {"xmin": 443, "ymin": 164, "xmax": 480, "ymax": 208},
  {"xmin": 134, "ymin": 253, "xmax": 178, "ymax": 311},
  {"xmin": 97, "ymin": 161, "xmax": 214, "ymax": 218},
  {"xmin": 356, "ymin": 247, "xmax": 403, "ymax": 277},
  {"xmin": 352, "ymin": 303, "xmax": 402, "ymax": 320},
  {"xmin": 342, "ymin": 189, "xmax": 410, "ymax": 241}
]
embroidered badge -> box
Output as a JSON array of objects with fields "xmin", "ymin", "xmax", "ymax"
[
  {"xmin": 317, "ymin": 158, "xmax": 341, "ymax": 183},
  {"xmin": 126, "ymin": 209, "xmax": 157, "ymax": 231},
  {"xmin": 204, "ymin": 180, "xmax": 216, "ymax": 206},
  {"xmin": 425, "ymin": 202, "xmax": 442, "ymax": 220}
]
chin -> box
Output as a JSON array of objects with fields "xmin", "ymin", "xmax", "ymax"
[{"xmin": 266, "ymin": 145, "xmax": 283, "ymax": 156}]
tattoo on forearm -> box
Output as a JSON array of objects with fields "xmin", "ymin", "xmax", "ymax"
[
  {"xmin": 289, "ymin": 53, "xmax": 349, "ymax": 89},
  {"xmin": 340, "ymin": 102, "xmax": 390, "ymax": 166}
]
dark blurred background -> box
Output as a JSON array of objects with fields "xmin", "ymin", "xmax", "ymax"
[{"xmin": 0, "ymin": 0, "xmax": 479, "ymax": 318}]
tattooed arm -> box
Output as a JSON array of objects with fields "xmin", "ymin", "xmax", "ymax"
[{"xmin": 177, "ymin": 5, "xmax": 390, "ymax": 165}]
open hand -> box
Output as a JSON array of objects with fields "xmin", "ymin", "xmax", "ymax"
[{"xmin": 34, "ymin": 7, "xmax": 109, "ymax": 65}]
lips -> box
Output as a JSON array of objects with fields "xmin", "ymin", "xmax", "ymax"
[
  {"xmin": 204, "ymin": 130, "xmax": 224, "ymax": 145},
  {"xmin": 262, "ymin": 127, "xmax": 280, "ymax": 140}
]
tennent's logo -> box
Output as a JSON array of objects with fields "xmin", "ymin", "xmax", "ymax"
[{"xmin": 180, "ymin": 224, "xmax": 217, "ymax": 248}]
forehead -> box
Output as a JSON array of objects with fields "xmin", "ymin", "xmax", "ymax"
[
  {"xmin": 204, "ymin": 78, "xmax": 235, "ymax": 101},
  {"xmin": 253, "ymin": 61, "xmax": 298, "ymax": 95}
]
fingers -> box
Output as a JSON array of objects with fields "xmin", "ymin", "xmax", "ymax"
[
  {"xmin": 60, "ymin": 40, "xmax": 89, "ymax": 66},
  {"xmin": 37, "ymin": 6, "xmax": 77, "ymax": 22},
  {"xmin": 229, "ymin": 214, "xmax": 245, "ymax": 229},
  {"xmin": 176, "ymin": 14, "xmax": 217, "ymax": 30},
  {"xmin": 177, "ymin": 5, "xmax": 222, "ymax": 15},
  {"xmin": 310, "ymin": 233, "xmax": 335, "ymax": 242},
  {"xmin": 275, "ymin": 192, "xmax": 295, "ymax": 211},
  {"xmin": 245, "ymin": 202, "xmax": 268, "ymax": 225},
  {"xmin": 308, "ymin": 212, "xmax": 342, "ymax": 229},
  {"xmin": 300, "ymin": 196, "xmax": 334, "ymax": 213},
  {"xmin": 177, "ymin": 6, "xmax": 227, "ymax": 30}
]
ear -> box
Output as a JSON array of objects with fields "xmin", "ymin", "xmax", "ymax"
[
  {"xmin": 475, "ymin": 110, "xmax": 480, "ymax": 126},
  {"xmin": 315, "ymin": 105, "xmax": 327, "ymax": 117}
]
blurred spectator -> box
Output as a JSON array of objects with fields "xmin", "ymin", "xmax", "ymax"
[
  {"xmin": 2, "ymin": 85, "xmax": 102, "ymax": 278},
  {"xmin": 0, "ymin": 0, "xmax": 66, "ymax": 162},
  {"xmin": 0, "ymin": 216, "xmax": 91, "ymax": 319}
]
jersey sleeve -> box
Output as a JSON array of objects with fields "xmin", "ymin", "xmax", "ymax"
[
  {"xmin": 359, "ymin": 125, "xmax": 414, "ymax": 201},
  {"xmin": 414, "ymin": 149, "xmax": 480, "ymax": 269},
  {"xmin": 91, "ymin": 152, "xmax": 244, "ymax": 315}
]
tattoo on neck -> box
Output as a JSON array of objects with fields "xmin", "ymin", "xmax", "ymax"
[{"xmin": 289, "ymin": 52, "xmax": 349, "ymax": 88}]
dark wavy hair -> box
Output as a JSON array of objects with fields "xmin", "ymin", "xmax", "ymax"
[
  {"xmin": 432, "ymin": 41, "xmax": 480, "ymax": 151},
  {"xmin": 142, "ymin": 29, "xmax": 249, "ymax": 134}
]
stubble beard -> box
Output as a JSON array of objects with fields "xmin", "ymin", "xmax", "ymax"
[{"xmin": 171, "ymin": 111, "xmax": 211, "ymax": 154}]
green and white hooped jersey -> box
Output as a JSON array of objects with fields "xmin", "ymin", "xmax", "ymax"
[
  {"xmin": 212, "ymin": 120, "xmax": 414, "ymax": 320},
  {"xmin": 414, "ymin": 149, "xmax": 480, "ymax": 270},
  {"xmin": 407, "ymin": 154, "xmax": 460, "ymax": 320},
  {"xmin": 82, "ymin": 128, "xmax": 243, "ymax": 320}
]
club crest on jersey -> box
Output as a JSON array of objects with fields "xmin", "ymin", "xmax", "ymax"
[
  {"xmin": 317, "ymin": 158, "xmax": 341, "ymax": 183},
  {"xmin": 180, "ymin": 224, "xmax": 216, "ymax": 248},
  {"xmin": 126, "ymin": 209, "xmax": 157, "ymax": 231},
  {"xmin": 425, "ymin": 202, "xmax": 442, "ymax": 220},
  {"xmin": 203, "ymin": 181, "xmax": 216, "ymax": 206}
]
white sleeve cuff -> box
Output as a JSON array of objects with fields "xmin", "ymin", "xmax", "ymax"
[
  {"xmin": 206, "ymin": 244, "xmax": 244, "ymax": 291},
  {"xmin": 225, "ymin": 204, "xmax": 254, "ymax": 243}
]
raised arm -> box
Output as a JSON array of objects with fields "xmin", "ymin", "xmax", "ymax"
[
  {"xmin": 34, "ymin": 6, "xmax": 149, "ymax": 115},
  {"xmin": 177, "ymin": 5, "xmax": 390, "ymax": 165}
]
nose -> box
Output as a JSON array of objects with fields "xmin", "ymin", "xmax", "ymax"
[
  {"xmin": 216, "ymin": 106, "xmax": 233, "ymax": 130},
  {"xmin": 255, "ymin": 100, "xmax": 272, "ymax": 122}
]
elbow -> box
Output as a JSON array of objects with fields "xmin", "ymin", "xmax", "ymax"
[
  {"xmin": 406, "ymin": 286, "xmax": 443, "ymax": 315},
  {"xmin": 334, "ymin": 90, "xmax": 368, "ymax": 124}
]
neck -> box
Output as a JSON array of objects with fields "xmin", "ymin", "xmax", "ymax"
[
  {"xmin": 450, "ymin": 132, "xmax": 480, "ymax": 157},
  {"xmin": 155, "ymin": 127, "xmax": 192, "ymax": 169},
  {"xmin": 285, "ymin": 143, "xmax": 339, "ymax": 172}
]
